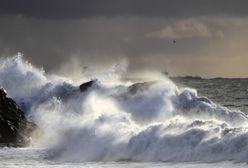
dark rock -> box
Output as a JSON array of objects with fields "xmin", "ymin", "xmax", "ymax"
[
  {"xmin": 0, "ymin": 87, "xmax": 39, "ymax": 147},
  {"xmin": 128, "ymin": 81, "xmax": 155, "ymax": 94},
  {"xmin": 79, "ymin": 80, "xmax": 95, "ymax": 92}
]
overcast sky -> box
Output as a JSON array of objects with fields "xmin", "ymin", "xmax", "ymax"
[{"xmin": 1, "ymin": 0, "xmax": 248, "ymax": 78}]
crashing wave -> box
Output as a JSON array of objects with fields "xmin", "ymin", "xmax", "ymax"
[{"xmin": 0, "ymin": 55, "xmax": 248, "ymax": 162}]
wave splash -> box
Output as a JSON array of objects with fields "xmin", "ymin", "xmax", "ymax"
[{"xmin": 0, "ymin": 55, "xmax": 248, "ymax": 162}]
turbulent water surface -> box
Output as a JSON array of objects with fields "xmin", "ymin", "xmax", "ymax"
[
  {"xmin": 173, "ymin": 77, "xmax": 248, "ymax": 113},
  {"xmin": 0, "ymin": 55, "xmax": 248, "ymax": 167}
]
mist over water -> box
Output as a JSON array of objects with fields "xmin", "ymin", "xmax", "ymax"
[{"xmin": 1, "ymin": 55, "xmax": 248, "ymax": 163}]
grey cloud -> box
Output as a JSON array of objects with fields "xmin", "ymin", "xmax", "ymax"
[
  {"xmin": 1, "ymin": 0, "xmax": 248, "ymax": 19},
  {"xmin": 147, "ymin": 19, "xmax": 215, "ymax": 39},
  {"xmin": 1, "ymin": 15, "xmax": 248, "ymax": 77}
]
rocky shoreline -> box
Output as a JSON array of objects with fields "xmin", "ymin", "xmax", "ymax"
[
  {"xmin": 0, "ymin": 88, "xmax": 38, "ymax": 147},
  {"xmin": 0, "ymin": 80, "xmax": 156, "ymax": 147}
]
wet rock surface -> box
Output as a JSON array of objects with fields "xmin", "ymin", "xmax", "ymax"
[
  {"xmin": 0, "ymin": 87, "xmax": 38, "ymax": 147},
  {"xmin": 128, "ymin": 81, "xmax": 155, "ymax": 94},
  {"xmin": 79, "ymin": 80, "xmax": 96, "ymax": 92}
]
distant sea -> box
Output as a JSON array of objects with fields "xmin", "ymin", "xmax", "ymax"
[{"xmin": 172, "ymin": 77, "xmax": 248, "ymax": 113}]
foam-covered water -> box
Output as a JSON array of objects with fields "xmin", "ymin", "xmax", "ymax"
[
  {"xmin": 0, "ymin": 55, "xmax": 248, "ymax": 167},
  {"xmin": 0, "ymin": 148, "xmax": 246, "ymax": 168}
]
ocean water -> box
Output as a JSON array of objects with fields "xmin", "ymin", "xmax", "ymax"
[
  {"xmin": 0, "ymin": 148, "xmax": 247, "ymax": 168},
  {"xmin": 0, "ymin": 55, "xmax": 248, "ymax": 167},
  {"xmin": 173, "ymin": 77, "xmax": 248, "ymax": 113}
]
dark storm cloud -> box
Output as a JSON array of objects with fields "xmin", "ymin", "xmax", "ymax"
[
  {"xmin": 1, "ymin": 1, "xmax": 248, "ymax": 78},
  {"xmin": 1, "ymin": 15, "xmax": 247, "ymax": 78},
  {"xmin": 1, "ymin": 0, "xmax": 248, "ymax": 19}
]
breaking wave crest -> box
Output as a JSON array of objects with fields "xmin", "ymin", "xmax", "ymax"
[{"xmin": 1, "ymin": 55, "xmax": 248, "ymax": 162}]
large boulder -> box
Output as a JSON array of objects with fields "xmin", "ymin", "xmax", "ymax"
[
  {"xmin": 79, "ymin": 80, "xmax": 96, "ymax": 92},
  {"xmin": 128, "ymin": 81, "xmax": 155, "ymax": 94},
  {"xmin": 0, "ymin": 87, "xmax": 38, "ymax": 147}
]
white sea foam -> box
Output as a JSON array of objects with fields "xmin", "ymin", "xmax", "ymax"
[{"xmin": 0, "ymin": 55, "xmax": 248, "ymax": 163}]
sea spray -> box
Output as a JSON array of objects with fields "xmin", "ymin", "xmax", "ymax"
[
  {"xmin": 0, "ymin": 55, "xmax": 248, "ymax": 162},
  {"xmin": 0, "ymin": 54, "xmax": 47, "ymax": 99}
]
